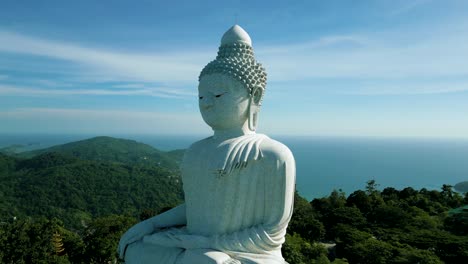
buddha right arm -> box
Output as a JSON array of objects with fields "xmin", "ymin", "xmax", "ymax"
[
  {"xmin": 148, "ymin": 203, "xmax": 187, "ymax": 228},
  {"xmin": 118, "ymin": 203, "xmax": 186, "ymax": 258}
]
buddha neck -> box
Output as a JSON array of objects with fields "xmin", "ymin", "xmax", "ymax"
[{"xmin": 212, "ymin": 122, "xmax": 254, "ymax": 141}]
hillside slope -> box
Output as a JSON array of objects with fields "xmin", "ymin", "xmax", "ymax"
[
  {"xmin": 0, "ymin": 137, "xmax": 185, "ymax": 228},
  {"xmin": 19, "ymin": 136, "xmax": 184, "ymax": 170},
  {"xmin": 455, "ymin": 181, "xmax": 468, "ymax": 193}
]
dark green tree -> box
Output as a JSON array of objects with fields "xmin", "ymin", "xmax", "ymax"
[
  {"xmin": 289, "ymin": 192, "xmax": 325, "ymax": 242},
  {"xmin": 346, "ymin": 190, "xmax": 372, "ymax": 215},
  {"xmin": 0, "ymin": 218, "xmax": 70, "ymax": 264},
  {"xmin": 282, "ymin": 233, "xmax": 330, "ymax": 264},
  {"xmin": 344, "ymin": 238, "xmax": 393, "ymax": 264},
  {"xmin": 82, "ymin": 215, "xmax": 137, "ymax": 264}
]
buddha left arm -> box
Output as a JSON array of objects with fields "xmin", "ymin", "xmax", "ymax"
[{"xmin": 212, "ymin": 149, "xmax": 296, "ymax": 253}]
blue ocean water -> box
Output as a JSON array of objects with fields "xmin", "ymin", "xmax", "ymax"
[
  {"xmin": 278, "ymin": 136, "xmax": 468, "ymax": 199},
  {"xmin": 1, "ymin": 134, "xmax": 468, "ymax": 200}
]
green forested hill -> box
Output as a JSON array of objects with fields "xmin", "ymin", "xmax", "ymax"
[
  {"xmin": 19, "ymin": 136, "xmax": 184, "ymax": 170},
  {"xmin": 165, "ymin": 149, "xmax": 186, "ymax": 164},
  {"xmin": 0, "ymin": 137, "xmax": 185, "ymax": 263},
  {"xmin": 0, "ymin": 152, "xmax": 16, "ymax": 173},
  {"xmin": 0, "ymin": 137, "xmax": 184, "ymax": 229},
  {"xmin": 455, "ymin": 181, "xmax": 468, "ymax": 192},
  {"xmin": 0, "ymin": 144, "xmax": 25, "ymax": 155}
]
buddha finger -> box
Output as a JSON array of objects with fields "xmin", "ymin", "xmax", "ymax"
[
  {"xmin": 237, "ymin": 140, "xmax": 251, "ymax": 165},
  {"xmin": 242, "ymin": 161, "xmax": 248, "ymax": 168},
  {"xmin": 222, "ymin": 138, "xmax": 242, "ymax": 170},
  {"xmin": 241, "ymin": 136, "xmax": 258, "ymax": 162},
  {"xmin": 223, "ymin": 141, "xmax": 241, "ymax": 171},
  {"xmin": 225, "ymin": 141, "xmax": 245, "ymax": 173},
  {"xmin": 246, "ymin": 137, "xmax": 260, "ymax": 161},
  {"xmin": 253, "ymin": 137, "xmax": 265, "ymax": 160}
]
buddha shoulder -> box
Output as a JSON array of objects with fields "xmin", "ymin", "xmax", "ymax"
[
  {"xmin": 184, "ymin": 136, "xmax": 213, "ymax": 153},
  {"xmin": 182, "ymin": 135, "xmax": 294, "ymax": 165},
  {"xmin": 181, "ymin": 136, "xmax": 214, "ymax": 163},
  {"xmin": 258, "ymin": 136, "xmax": 295, "ymax": 165}
]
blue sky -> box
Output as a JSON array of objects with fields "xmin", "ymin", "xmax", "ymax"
[{"xmin": 1, "ymin": 0, "xmax": 468, "ymax": 138}]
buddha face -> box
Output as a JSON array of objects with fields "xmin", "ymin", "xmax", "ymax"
[{"xmin": 198, "ymin": 73, "xmax": 250, "ymax": 131}]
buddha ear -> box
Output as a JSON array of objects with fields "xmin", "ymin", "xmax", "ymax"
[
  {"xmin": 251, "ymin": 86, "xmax": 264, "ymax": 106},
  {"xmin": 248, "ymin": 86, "xmax": 263, "ymax": 131}
]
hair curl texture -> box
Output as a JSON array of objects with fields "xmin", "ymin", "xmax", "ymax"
[{"xmin": 199, "ymin": 42, "xmax": 267, "ymax": 97}]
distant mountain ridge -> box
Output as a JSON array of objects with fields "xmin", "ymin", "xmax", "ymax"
[
  {"xmin": 19, "ymin": 136, "xmax": 185, "ymax": 170},
  {"xmin": 0, "ymin": 136, "xmax": 185, "ymax": 228},
  {"xmin": 454, "ymin": 181, "xmax": 468, "ymax": 193},
  {"xmin": 0, "ymin": 144, "xmax": 25, "ymax": 155}
]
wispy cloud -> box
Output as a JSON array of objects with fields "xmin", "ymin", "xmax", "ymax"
[
  {"xmin": 0, "ymin": 107, "xmax": 208, "ymax": 134},
  {"xmin": 259, "ymin": 35, "xmax": 368, "ymax": 54},
  {"xmin": 0, "ymin": 74, "xmax": 8, "ymax": 80},
  {"xmin": 2, "ymin": 21, "xmax": 468, "ymax": 97},
  {"xmin": 258, "ymin": 28, "xmax": 468, "ymax": 82},
  {"xmin": 388, "ymin": 0, "xmax": 431, "ymax": 16},
  {"xmin": 34, "ymin": 79, "xmax": 73, "ymax": 88},
  {"xmin": 1, "ymin": 107, "xmax": 193, "ymax": 120},
  {"xmin": 0, "ymin": 30, "xmax": 210, "ymax": 83},
  {"xmin": 339, "ymin": 82, "xmax": 468, "ymax": 95},
  {"xmin": 112, "ymin": 83, "xmax": 147, "ymax": 89},
  {"xmin": 0, "ymin": 84, "xmax": 196, "ymax": 98},
  {"xmin": 5, "ymin": 27, "xmax": 467, "ymax": 84}
]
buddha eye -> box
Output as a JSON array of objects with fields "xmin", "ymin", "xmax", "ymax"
[
  {"xmin": 199, "ymin": 96, "xmax": 203, "ymax": 100},
  {"xmin": 215, "ymin": 92, "xmax": 227, "ymax": 98}
]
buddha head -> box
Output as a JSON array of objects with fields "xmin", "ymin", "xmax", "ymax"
[{"xmin": 198, "ymin": 25, "xmax": 267, "ymax": 132}]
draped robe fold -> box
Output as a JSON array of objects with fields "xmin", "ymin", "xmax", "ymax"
[{"xmin": 125, "ymin": 134, "xmax": 295, "ymax": 264}]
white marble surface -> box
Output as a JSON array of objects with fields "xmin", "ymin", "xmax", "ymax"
[{"xmin": 221, "ymin": 25, "xmax": 252, "ymax": 46}]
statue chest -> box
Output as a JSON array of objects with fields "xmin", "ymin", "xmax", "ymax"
[
  {"xmin": 181, "ymin": 143, "xmax": 234, "ymax": 186},
  {"xmin": 181, "ymin": 140, "xmax": 268, "ymax": 235},
  {"xmin": 181, "ymin": 135, "xmax": 267, "ymax": 188}
]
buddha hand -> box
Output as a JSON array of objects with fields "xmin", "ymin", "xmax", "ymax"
[
  {"xmin": 118, "ymin": 219, "xmax": 156, "ymax": 259},
  {"xmin": 173, "ymin": 234, "xmax": 212, "ymax": 249}
]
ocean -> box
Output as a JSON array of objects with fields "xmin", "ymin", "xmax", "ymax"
[{"xmin": 1, "ymin": 134, "xmax": 468, "ymax": 200}]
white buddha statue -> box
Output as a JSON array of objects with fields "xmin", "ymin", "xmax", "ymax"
[{"xmin": 118, "ymin": 25, "xmax": 296, "ymax": 264}]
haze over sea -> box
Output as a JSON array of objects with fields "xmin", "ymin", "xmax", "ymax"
[{"xmin": 2, "ymin": 134, "xmax": 467, "ymax": 200}]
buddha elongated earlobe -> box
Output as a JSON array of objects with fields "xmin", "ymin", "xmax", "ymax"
[
  {"xmin": 248, "ymin": 104, "xmax": 258, "ymax": 131},
  {"xmin": 248, "ymin": 87, "xmax": 263, "ymax": 131}
]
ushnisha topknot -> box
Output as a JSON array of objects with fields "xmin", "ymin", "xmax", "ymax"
[{"xmin": 199, "ymin": 25, "xmax": 267, "ymax": 96}]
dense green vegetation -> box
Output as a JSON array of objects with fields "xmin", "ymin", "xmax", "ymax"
[
  {"xmin": 0, "ymin": 144, "xmax": 26, "ymax": 155},
  {"xmin": 0, "ymin": 215, "xmax": 137, "ymax": 264},
  {"xmin": 19, "ymin": 136, "xmax": 184, "ymax": 170},
  {"xmin": 283, "ymin": 181, "xmax": 468, "ymax": 263},
  {"xmin": 0, "ymin": 137, "xmax": 184, "ymax": 228},
  {"xmin": 1, "ymin": 137, "xmax": 467, "ymax": 263}
]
